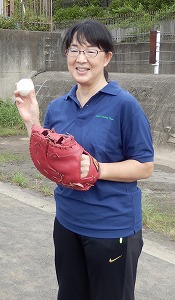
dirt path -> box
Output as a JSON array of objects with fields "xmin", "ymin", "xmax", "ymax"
[{"xmin": 0, "ymin": 135, "xmax": 56, "ymax": 195}]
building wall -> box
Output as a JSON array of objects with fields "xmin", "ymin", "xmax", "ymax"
[{"xmin": 0, "ymin": 28, "xmax": 174, "ymax": 99}]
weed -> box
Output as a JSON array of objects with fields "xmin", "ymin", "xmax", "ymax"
[
  {"xmin": 0, "ymin": 99, "xmax": 25, "ymax": 136},
  {"xmin": 39, "ymin": 186, "xmax": 54, "ymax": 196},
  {"xmin": 31, "ymin": 182, "xmax": 54, "ymax": 196},
  {"xmin": 35, "ymin": 173, "xmax": 45, "ymax": 180},
  {"xmin": 0, "ymin": 153, "xmax": 26, "ymax": 163},
  {"xmin": 0, "ymin": 127, "xmax": 27, "ymax": 136},
  {"xmin": 11, "ymin": 171, "xmax": 28, "ymax": 188},
  {"xmin": 142, "ymin": 192, "xmax": 175, "ymax": 240}
]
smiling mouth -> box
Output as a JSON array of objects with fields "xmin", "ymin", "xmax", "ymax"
[{"xmin": 76, "ymin": 67, "xmax": 90, "ymax": 72}]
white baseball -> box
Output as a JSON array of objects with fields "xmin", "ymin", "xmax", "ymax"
[{"xmin": 17, "ymin": 78, "xmax": 34, "ymax": 96}]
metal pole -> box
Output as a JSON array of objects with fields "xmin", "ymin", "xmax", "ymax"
[
  {"xmin": 154, "ymin": 30, "xmax": 160, "ymax": 75},
  {"xmin": 50, "ymin": 0, "xmax": 53, "ymax": 32},
  {"xmin": 0, "ymin": 0, "xmax": 3, "ymax": 15}
]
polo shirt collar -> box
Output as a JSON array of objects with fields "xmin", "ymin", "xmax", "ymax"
[
  {"xmin": 65, "ymin": 80, "xmax": 122, "ymax": 101},
  {"xmin": 101, "ymin": 81, "xmax": 122, "ymax": 96},
  {"xmin": 66, "ymin": 85, "xmax": 77, "ymax": 101}
]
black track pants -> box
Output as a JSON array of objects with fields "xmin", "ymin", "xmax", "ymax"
[{"xmin": 53, "ymin": 218, "xmax": 143, "ymax": 300}]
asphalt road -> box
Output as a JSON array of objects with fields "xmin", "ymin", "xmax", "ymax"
[{"xmin": 0, "ymin": 181, "xmax": 175, "ymax": 300}]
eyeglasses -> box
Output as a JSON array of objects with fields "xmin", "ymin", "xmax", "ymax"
[{"xmin": 66, "ymin": 48, "xmax": 104, "ymax": 58}]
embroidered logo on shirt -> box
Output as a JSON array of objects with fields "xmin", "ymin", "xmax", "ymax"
[{"xmin": 95, "ymin": 114, "xmax": 114, "ymax": 121}]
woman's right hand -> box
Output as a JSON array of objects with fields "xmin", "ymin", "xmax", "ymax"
[{"xmin": 14, "ymin": 89, "xmax": 40, "ymax": 137}]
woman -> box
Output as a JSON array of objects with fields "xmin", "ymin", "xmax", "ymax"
[{"xmin": 15, "ymin": 19, "xmax": 154, "ymax": 300}]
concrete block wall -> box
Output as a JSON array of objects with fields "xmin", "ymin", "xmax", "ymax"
[
  {"xmin": 0, "ymin": 29, "xmax": 62, "ymax": 99},
  {"xmin": 0, "ymin": 29, "xmax": 175, "ymax": 99}
]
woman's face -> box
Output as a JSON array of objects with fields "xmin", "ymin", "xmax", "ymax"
[{"xmin": 66, "ymin": 34, "xmax": 112, "ymax": 87}]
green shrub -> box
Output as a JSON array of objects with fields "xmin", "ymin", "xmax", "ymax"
[
  {"xmin": 1, "ymin": 1, "xmax": 175, "ymax": 32},
  {"xmin": 19, "ymin": 21, "xmax": 50, "ymax": 31},
  {"xmin": 0, "ymin": 16, "xmax": 17, "ymax": 29},
  {"xmin": 53, "ymin": 5, "xmax": 104, "ymax": 22}
]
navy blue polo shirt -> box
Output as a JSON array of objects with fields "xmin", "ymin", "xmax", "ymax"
[{"xmin": 44, "ymin": 81, "xmax": 154, "ymax": 238}]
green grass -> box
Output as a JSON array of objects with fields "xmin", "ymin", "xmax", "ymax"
[
  {"xmin": 30, "ymin": 174, "xmax": 54, "ymax": 196},
  {"xmin": 0, "ymin": 99, "xmax": 26, "ymax": 136},
  {"xmin": 11, "ymin": 171, "xmax": 28, "ymax": 188},
  {"xmin": 37, "ymin": 185, "xmax": 54, "ymax": 196},
  {"xmin": 0, "ymin": 152, "xmax": 26, "ymax": 163},
  {"xmin": 0, "ymin": 167, "xmax": 54, "ymax": 196},
  {"xmin": 142, "ymin": 192, "xmax": 175, "ymax": 240},
  {"xmin": 0, "ymin": 127, "xmax": 27, "ymax": 136}
]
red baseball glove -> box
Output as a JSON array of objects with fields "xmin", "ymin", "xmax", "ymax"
[{"xmin": 29, "ymin": 125, "xmax": 100, "ymax": 191}]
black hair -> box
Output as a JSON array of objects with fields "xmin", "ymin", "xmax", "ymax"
[{"xmin": 61, "ymin": 19, "xmax": 114, "ymax": 54}]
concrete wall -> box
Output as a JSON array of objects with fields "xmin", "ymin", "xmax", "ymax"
[
  {"xmin": 0, "ymin": 29, "xmax": 175, "ymax": 99},
  {"xmin": 109, "ymin": 42, "xmax": 153, "ymax": 73},
  {"xmin": 0, "ymin": 29, "xmax": 62, "ymax": 99}
]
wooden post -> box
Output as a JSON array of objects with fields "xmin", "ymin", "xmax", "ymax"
[{"xmin": 149, "ymin": 31, "xmax": 157, "ymax": 64}]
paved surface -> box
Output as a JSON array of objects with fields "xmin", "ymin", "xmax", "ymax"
[{"xmin": 0, "ymin": 181, "xmax": 175, "ymax": 300}]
